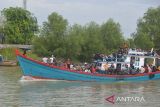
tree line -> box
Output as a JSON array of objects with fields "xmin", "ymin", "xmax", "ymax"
[
  {"xmin": 0, "ymin": 6, "xmax": 160, "ymax": 62},
  {"xmin": 33, "ymin": 12, "xmax": 124, "ymax": 61}
]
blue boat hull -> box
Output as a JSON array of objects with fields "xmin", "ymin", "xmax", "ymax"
[{"xmin": 17, "ymin": 54, "xmax": 160, "ymax": 82}]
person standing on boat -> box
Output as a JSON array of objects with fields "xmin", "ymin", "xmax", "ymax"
[
  {"xmin": 123, "ymin": 64, "xmax": 129, "ymax": 74},
  {"xmin": 42, "ymin": 57, "xmax": 48, "ymax": 63},
  {"xmin": 148, "ymin": 65, "xmax": 152, "ymax": 73},
  {"xmin": 109, "ymin": 63, "xmax": 115, "ymax": 74},
  {"xmin": 50, "ymin": 55, "xmax": 55, "ymax": 64},
  {"xmin": 66, "ymin": 58, "xmax": 71, "ymax": 69},
  {"xmin": 91, "ymin": 65, "xmax": 96, "ymax": 73},
  {"xmin": 140, "ymin": 66, "xmax": 145, "ymax": 73},
  {"xmin": 144, "ymin": 64, "xmax": 149, "ymax": 73},
  {"xmin": 152, "ymin": 66, "xmax": 156, "ymax": 72},
  {"xmin": 104, "ymin": 63, "xmax": 109, "ymax": 74},
  {"xmin": 70, "ymin": 64, "xmax": 74, "ymax": 70},
  {"xmin": 157, "ymin": 66, "xmax": 160, "ymax": 71}
]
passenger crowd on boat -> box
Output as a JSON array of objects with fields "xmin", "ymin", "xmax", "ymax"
[
  {"xmin": 42, "ymin": 52, "xmax": 160, "ymax": 75},
  {"xmin": 42, "ymin": 56, "xmax": 94, "ymax": 73},
  {"xmin": 93, "ymin": 48, "xmax": 157, "ymax": 63}
]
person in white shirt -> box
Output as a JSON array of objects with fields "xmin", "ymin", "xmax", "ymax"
[
  {"xmin": 140, "ymin": 66, "xmax": 145, "ymax": 73},
  {"xmin": 70, "ymin": 64, "xmax": 73, "ymax": 70},
  {"xmin": 42, "ymin": 57, "xmax": 48, "ymax": 63},
  {"xmin": 148, "ymin": 65, "xmax": 152, "ymax": 73},
  {"xmin": 50, "ymin": 55, "xmax": 55, "ymax": 64}
]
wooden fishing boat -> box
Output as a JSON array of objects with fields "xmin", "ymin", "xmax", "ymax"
[
  {"xmin": 16, "ymin": 49, "xmax": 160, "ymax": 82},
  {"xmin": 0, "ymin": 60, "xmax": 17, "ymax": 66}
]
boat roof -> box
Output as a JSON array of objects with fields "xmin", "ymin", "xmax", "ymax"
[
  {"xmin": 127, "ymin": 48, "xmax": 160, "ymax": 58},
  {"xmin": 126, "ymin": 54, "xmax": 159, "ymax": 58},
  {"xmin": 95, "ymin": 61, "xmax": 130, "ymax": 64}
]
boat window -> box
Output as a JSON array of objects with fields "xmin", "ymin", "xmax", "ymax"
[
  {"xmin": 130, "ymin": 56, "xmax": 135, "ymax": 64},
  {"xmin": 135, "ymin": 57, "xmax": 140, "ymax": 61},
  {"xmin": 156, "ymin": 58, "xmax": 160, "ymax": 67},
  {"xmin": 116, "ymin": 63, "xmax": 121, "ymax": 69},
  {"xmin": 135, "ymin": 57, "xmax": 140, "ymax": 66},
  {"xmin": 144, "ymin": 58, "xmax": 154, "ymax": 65},
  {"xmin": 135, "ymin": 61, "xmax": 139, "ymax": 66}
]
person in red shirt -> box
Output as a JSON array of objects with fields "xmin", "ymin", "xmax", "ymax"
[{"xmin": 91, "ymin": 65, "xmax": 96, "ymax": 73}]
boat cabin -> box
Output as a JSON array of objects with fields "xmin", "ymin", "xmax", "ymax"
[
  {"xmin": 95, "ymin": 49, "xmax": 160, "ymax": 71},
  {"xmin": 95, "ymin": 61, "xmax": 130, "ymax": 71}
]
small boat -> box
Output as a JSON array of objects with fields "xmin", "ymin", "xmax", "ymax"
[
  {"xmin": 0, "ymin": 55, "xmax": 17, "ymax": 66},
  {"xmin": 0, "ymin": 60, "xmax": 17, "ymax": 66},
  {"xmin": 16, "ymin": 49, "xmax": 160, "ymax": 82}
]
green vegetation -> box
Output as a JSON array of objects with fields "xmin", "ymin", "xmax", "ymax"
[
  {"xmin": 1, "ymin": 7, "xmax": 38, "ymax": 44},
  {"xmin": 0, "ymin": 48, "xmax": 16, "ymax": 60},
  {"xmin": 33, "ymin": 12, "xmax": 124, "ymax": 62},
  {"xmin": 0, "ymin": 48, "xmax": 40, "ymax": 61},
  {"xmin": 133, "ymin": 6, "xmax": 160, "ymax": 50},
  {"xmin": 26, "ymin": 50, "xmax": 41, "ymax": 61}
]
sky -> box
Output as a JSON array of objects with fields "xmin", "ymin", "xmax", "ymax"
[{"xmin": 0, "ymin": 0, "xmax": 160, "ymax": 38}]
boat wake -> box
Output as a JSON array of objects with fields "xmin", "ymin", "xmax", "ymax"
[{"xmin": 19, "ymin": 76, "xmax": 62, "ymax": 82}]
